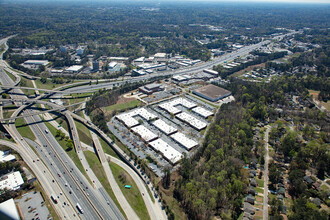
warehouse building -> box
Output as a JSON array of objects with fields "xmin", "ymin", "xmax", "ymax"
[
  {"xmin": 139, "ymin": 83, "xmax": 164, "ymax": 95},
  {"xmin": 0, "ymin": 198, "xmax": 20, "ymax": 220},
  {"xmin": 149, "ymin": 138, "xmax": 182, "ymax": 164},
  {"xmin": 131, "ymin": 125, "xmax": 158, "ymax": 142},
  {"xmin": 170, "ymin": 132, "xmax": 198, "ymax": 150},
  {"xmin": 176, "ymin": 112, "xmax": 207, "ymax": 131},
  {"xmin": 0, "ymin": 151, "xmax": 16, "ymax": 163},
  {"xmin": 152, "ymin": 119, "xmax": 177, "ymax": 135},
  {"xmin": 115, "ymin": 108, "xmax": 157, "ymax": 128},
  {"xmin": 193, "ymin": 84, "xmax": 231, "ymax": 102},
  {"xmin": 0, "ymin": 171, "xmax": 24, "ymax": 191},
  {"xmin": 192, "ymin": 106, "xmax": 214, "ymax": 118},
  {"xmin": 23, "ymin": 60, "xmax": 49, "ymax": 66}
]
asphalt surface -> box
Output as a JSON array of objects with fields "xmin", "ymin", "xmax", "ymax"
[{"xmin": 263, "ymin": 126, "xmax": 271, "ymax": 220}]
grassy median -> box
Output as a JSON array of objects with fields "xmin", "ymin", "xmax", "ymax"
[{"xmin": 110, "ymin": 162, "xmax": 150, "ymax": 220}]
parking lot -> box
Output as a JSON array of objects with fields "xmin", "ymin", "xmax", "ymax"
[{"xmin": 16, "ymin": 191, "xmax": 50, "ymax": 220}]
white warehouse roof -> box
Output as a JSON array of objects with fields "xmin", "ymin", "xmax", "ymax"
[
  {"xmin": 176, "ymin": 112, "xmax": 207, "ymax": 130},
  {"xmin": 0, "ymin": 151, "xmax": 16, "ymax": 163},
  {"xmin": 66, "ymin": 65, "xmax": 83, "ymax": 72},
  {"xmin": 115, "ymin": 113, "xmax": 139, "ymax": 128},
  {"xmin": 171, "ymin": 132, "xmax": 198, "ymax": 150},
  {"xmin": 0, "ymin": 171, "xmax": 24, "ymax": 191},
  {"xmin": 131, "ymin": 125, "xmax": 158, "ymax": 142},
  {"xmin": 152, "ymin": 119, "xmax": 177, "ymax": 135},
  {"xmin": 192, "ymin": 106, "xmax": 214, "ymax": 118},
  {"xmin": 23, "ymin": 60, "xmax": 49, "ymax": 66},
  {"xmin": 0, "ymin": 198, "xmax": 20, "ymax": 220},
  {"xmin": 149, "ymin": 138, "xmax": 182, "ymax": 164},
  {"xmin": 115, "ymin": 108, "xmax": 157, "ymax": 128},
  {"xmin": 159, "ymin": 98, "xmax": 197, "ymax": 115}
]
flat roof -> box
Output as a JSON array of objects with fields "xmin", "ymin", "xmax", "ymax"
[
  {"xmin": 0, "ymin": 171, "xmax": 24, "ymax": 191},
  {"xmin": 23, "ymin": 60, "xmax": 49, "ymax": 65},
  {"xmin": 0, "ymin": 198, "xmax": 20, "ymax": 220},
  {"xmin": 131, "ymin": 125, "xmax": 158, "ymax": 142},
  {"xmin": 66, "ymin": 65, "xmax": 83, "ymax": 72},
  {"xmin": 108, "ymin": 61, "xmax": 117, "ymax": 68},
  {"xmin": 194, "ymin": 84, "xmax": 231, "ymax": 100},
  {"xmin": 192, "ymin": 106, "xmax": 214, "ymax": 118},
  {"xmin": 171, "ymin": 132, "xmax": 198, "ymax": 150},
  {"xmin": 176, "ymin": 112, "xmax": 207, "ymax": 130},
  {"xmin": 115, "ymin": 108, "xmax": 157, "ymax": 127},
  {"xmin": 152, "ymin": 119, "xmax": 177, "ymax": 135},
  {"xmin": 115, "ymin": 113, "xmax": 139, "ymax": 128},
  {"xmin": 149, "ymin": 138, "xmax": 182, "ymax": 164},
  {"xmin": 159, "ymin": 97, "xmax": 197, "ymax": 115},
  {"xmin": 0, "ymin": 151, "xmax": 16, "ymax": 163}
]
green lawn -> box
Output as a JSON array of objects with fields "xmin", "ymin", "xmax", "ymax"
[
  {"xmin": 74, "ymin": 120, "xmax": 93, "ymax": 145},
  {"xmin": 103, "ymin": 100, "xmax": 141, "ymax": 113},
  {"xmin": 110, "ymin": 162, "xmax": 150, "ymax": 220},
  {"xmin": 99, "ymin": 136, "xmax": 120, "ymax": 159},
  {"xmin": 15, "ymin": 118, "xmax": 36, "ymax": 140},
  {"xmin": 4, "ymin": 69, "xmax": 16, "ymax": 82},
  {"xmin": 255, "ymin": 187, "xmax": 264, "ymax": 194},
  {"xmin": 257, "ymin": 178, "xmax": 264, "ymax": 188},
  {"xmin": 43, "ymin": 121, "xmax": 89, "ymax": 181},
  {"xmin": 83, "ymin": 151, "xmax": 127, "ymax": 219},
  {"xmin": 19, "ymin": 77, "xmax": 35, "ymax": 96},
  {"xmin": 35, "ymin": 78, "xmax": 67, "ymax": 90}
]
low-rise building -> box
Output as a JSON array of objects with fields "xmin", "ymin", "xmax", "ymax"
[
  {"xmin": 193, "ymin": 84, "xmax": 231, "ymax": 102},
  {"xmin": 0, "ymin": 171, "xmax": 24, "ymax": 191}
]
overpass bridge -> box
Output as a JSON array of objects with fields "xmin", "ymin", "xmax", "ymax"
[{"xmin": 0, "ymin": 98, "xmax": 85, "ymax": 122}]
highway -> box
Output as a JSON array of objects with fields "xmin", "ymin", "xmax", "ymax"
[{"xmin": 0, "ymin": 39, "xmax": 125, "ymax": 219}]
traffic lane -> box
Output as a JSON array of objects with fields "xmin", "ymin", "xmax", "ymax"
[
  {"xmin": 25, "ymin": 112, "xmax": 97, "ymax": 220},
  {"xmin": 30, "ymin": 112, "xmax": 122, "ymax": 220}
]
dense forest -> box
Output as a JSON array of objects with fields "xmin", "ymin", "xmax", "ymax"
[{"xmin": 1, "ymin": 1, "xmax": 329, "ymax": 60}]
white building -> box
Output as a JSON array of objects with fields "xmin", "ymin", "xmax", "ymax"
[
  {"xmin": 66, "ymin": 65, "xmax": 83, "ymax": 73},
  {"xmin": 0, "ymin": 151, "xmax": 16, "ymax": 163},
  {"xmin": 131, "ymin": 125, "xmax": 158, "ymax": 142},
  {"xmin": 115, "ymin": 108, "xmax": 157, "ymax": 128},
  {"xmin": 176, "ymin": 112, "xmax": 207, "ymax": 130},
  {"xmin": 152, "ymin": 119, "xmax": 177, "ymax": 135},
  {"xmin": 0, "ymin": 198, "xmax": 20, "ymax": 220},
  {"xmin": 0, "ymin": 171, "xmax": 24, "ymax": 191},
  {"xmin": 23, "ymin": 60, "xmax": 49, "ymax": 66},
  {"xmin": 171, "ymin": 132, "xmax": 198, "ymax": 150},
  {"xmin": 192, "ymin": 106, "xmax": 214, "ymax": 118},
  {"xmin": 159, "ymin": 98, "xmax": 197, "ymax": 115},
  {"xmin": 149, "ymin": 138, "xmax": 182, "ymax": 164}
]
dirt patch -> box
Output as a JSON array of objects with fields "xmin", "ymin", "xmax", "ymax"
[{"xmin": 116, "ymin": 95, "xmax": 136, "ymax": 105}]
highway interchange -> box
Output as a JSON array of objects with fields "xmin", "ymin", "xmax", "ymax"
[{"xmin": 0, "ymin": 31, "xmax": 297, "ymax": 219}]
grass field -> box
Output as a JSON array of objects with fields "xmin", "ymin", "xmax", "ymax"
[
  {"xmin": 4, "ymin": 69, "xmax": 17, "ymax": 82},
  {"xmin": 15, "ymin": 117, "xmax": 36, "ymax": 140},
  {"xmin": 110, "ymin": 162, "xmax": 150, "ymax": 220},
  {"xmin": 83, "ymin": 151, "xmax": 127, "ymax": 219},
  {"xmin": 257, "ymin": 178, "xmax": 264, "ymax": 188},
  {"xmin": 74, "ymin": 120, "xmax": 93, "ymax": 145},
  {"xmin": 99, "ymin": 136, "xmax": 120, "ymax": 159},
  {"xmin": 103, "ymin": 100, "xmax": 141, "ymax": 114}
]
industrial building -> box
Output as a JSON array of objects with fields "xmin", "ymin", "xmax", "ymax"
[
  {"xmin": 170, "ymin": 132, "xmax": 198, "ymax": 150},
  {"xmin": 92, "ymin": 61, "xmax": 100, "ymax": 71},
  {"xmin": 176, "ymin": 112, "xmax": 207, "ymax": 130},
  {"xmin": 152, "ymin": 119, "xmax": 177, "ymax": 135},
  {"xmin": 192, "ymin": 106, "xmax": 214, "ymax": 118},
  {"xmin": 23, "ymin": 60, "xmax": 49, "ymax": 66},
  {"xmin": 115, "ymin": 108, "xmax": 158, "ymax": 128},
  {"xmin": 0, "ymin": 151, "xmax": 16, "ymax": 163},
  {"xmin": 65, "ymin": 65, "xmax": 83, "ymax": 73},
  {"xmin": 203, "ymin": 69, "xmax": 219, "ymax": 76},
  {"xmin": 139, "ymin": 83, "xmax": 164, "ymax": 95},
  {"xmin": 193, "ymin": 84, "xmax": 232, "ymax": 102},
  {"xmin": 0, "ymin": 198, "xmax": 20, "ymax": 220},
  {"xmin": 131, "ymin": 125, "xmax": 158, "ymax": 142},
  {"xmin": 0, "ymin": 171, "xmax": 24, "ymax": 191},
  {"xmin": 159, "ymin": 97, "xmax": 197, "ymax": 115},
  {"xmin": 149, "ymin": 138, "xmax": 182, "ymax": 164}
]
